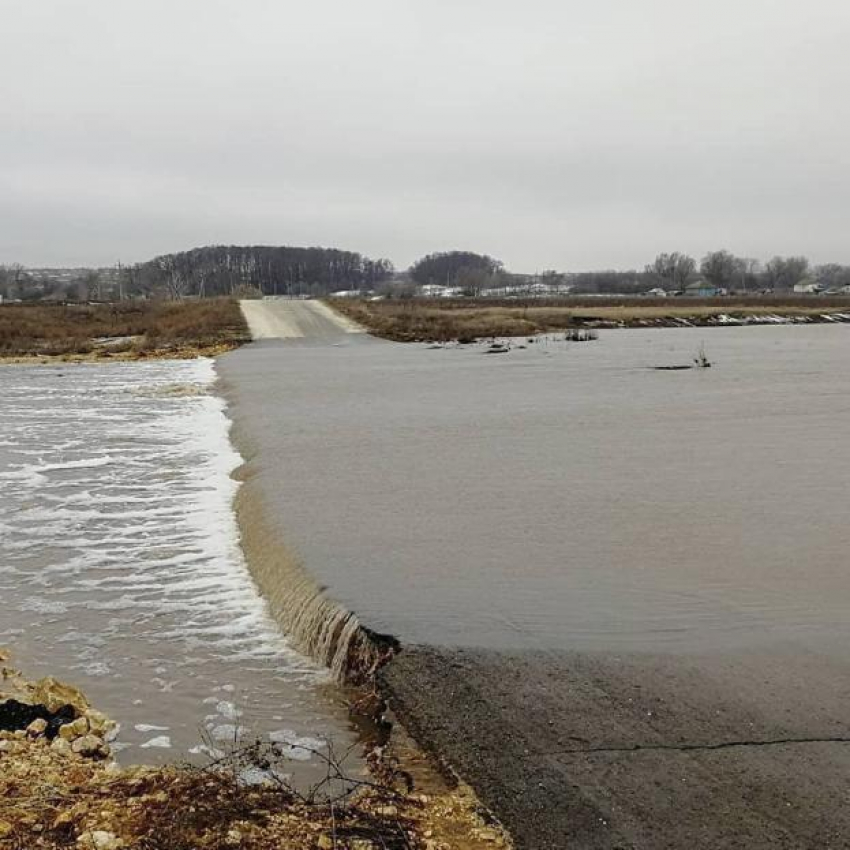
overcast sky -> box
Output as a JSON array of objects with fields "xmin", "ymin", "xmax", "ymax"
[{"xmin": 2, "ymin": 1, "xmax": 848, "ymax": 271}]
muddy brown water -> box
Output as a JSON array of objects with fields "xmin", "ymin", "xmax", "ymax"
[
  {"xmin": 218, "ymin": 323, "xmax": 850, "ymax": 849},
  {"xmin": 0, "ymin": 358, "xmax": 360, "ymax": 782},
  {"xmin": 219, "ymin": 325, "xmax": 850, "ymax": 655}
]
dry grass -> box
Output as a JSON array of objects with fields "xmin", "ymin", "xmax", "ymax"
[
  {"xmin": 0, "ymin": 299, "xmax": 249, "ymax": 359},
  {"xmin": 0, "ymin": 730, "xmax": 506, "ymax": 850},
  {"xmin": 329, "ymin": 296, "xmax": 850, "ymax": 342},
  {"xmin": 0, "ymin": 738, "xmax": 422, "ymax": 850}
]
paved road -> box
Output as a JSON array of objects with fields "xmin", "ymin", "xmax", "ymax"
[
  {"xmin": 381, "ymin": 646, "xmax": 850, "ymax": 850},
  {"xmin": 239, "ymin": 298, "xmax": 363, "ymax": 340}
]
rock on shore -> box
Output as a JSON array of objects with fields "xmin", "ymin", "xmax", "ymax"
[{"xmin": 1, "ymin": 654, "xmax": 510, "ymax": 850}]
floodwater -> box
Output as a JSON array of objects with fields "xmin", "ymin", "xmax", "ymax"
[
  {"xmin": 0, "ymin": 358, "xmax": 359, "ymax": 779},
  {"xmin": 220, "ymin": 325, "xmax": 850, "ymax": 653}
]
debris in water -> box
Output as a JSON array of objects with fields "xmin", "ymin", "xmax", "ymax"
[
  {"xmin": 653, "ymin": 346, "xmax": 711, "ymax": 371},
  {"xmin": 694, "ymin": 344, "xmax": 712, "ymax": 368}
]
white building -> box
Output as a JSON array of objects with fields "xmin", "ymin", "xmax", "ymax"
[
  {"xmin": 418, "ymin": 284, "xmax": 463, "ymax": 297},
  {"xmin": 793, "ymin": 280, "xmax": 822, "ymax": 294}
]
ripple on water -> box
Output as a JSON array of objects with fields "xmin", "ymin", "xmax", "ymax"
[{"xmin": 0, "ymin": 359, "xmax": 357, "ymax": 782}]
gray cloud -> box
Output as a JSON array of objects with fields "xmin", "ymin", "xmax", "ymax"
[{"xmin": 2, "ymin": 0, "xmax": 849, "ymax": 269}]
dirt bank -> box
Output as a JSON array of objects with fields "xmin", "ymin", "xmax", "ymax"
[{"xmin": 0, "ymin": 656, "xmax": 510, "ymax": 850}]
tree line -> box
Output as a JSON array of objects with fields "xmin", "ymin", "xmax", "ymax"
[
  {"xmin": 0, "ymin": 245, "xmax": 394, "ymax": 302},
  {"xmin": 3, "ymin": 246, "xmax": 850, "ymax": 302},
  {"xmin": 402, "ymin": 249, "xmax": 850, "ymax": 295},
  {"xmin": 641, "ymin": 251, "xmax": 838, "ymax": 293},
  {"xmin": 138, "ymin": 245, "xmax": 394, "ymax": 300}
]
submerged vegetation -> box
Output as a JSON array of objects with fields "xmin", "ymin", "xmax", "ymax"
[
  {"xmin": 327, "ymin": 296, "xmax": 850, "ymax": 343},
  {"xmin": 0, "ymin": 298, "xmax": 249, "ymax": 360}
]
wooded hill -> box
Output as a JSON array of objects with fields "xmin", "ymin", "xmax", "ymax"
[
  {"xmin": 135, "ymin": 245, "xmax": 394, "ymax": 299},
  {"xmin": 1, "ymin": 245, "xmax": 394, "ymax": 302}
]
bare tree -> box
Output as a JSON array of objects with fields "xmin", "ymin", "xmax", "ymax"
[
  {"xmin": 645, "ymin": 252, "xmax": 695, "ymax": 291},
  {"xmin": 82, "ymin": 269, "xmax": 102, "ymax": 301},
  {"xmin": 765, "ymin": 256, "xmax": 810, "ymax": 290},
  {"xmin": 700, "ymin": 250, "xmax": 738, "ymax": 290},
  {"xmin": 733, "ymin": 257, "xmax": 762, "ymax": 291},
  {"xmin": 0, "ymin": 262, "xmax": 28, "ymax": 299},
  {"xmin": 156, "ymin": 256, "xmax": 189, "ymax": 300},
  {"xmin": 814, "ymin": 263, "xmax": 850, "ymax": 290}
]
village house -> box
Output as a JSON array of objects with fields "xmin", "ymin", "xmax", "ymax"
[
  {"xmin": 793, "ymin": 279, "xmax": 822, "ymax": 294},
  {"xmin": 684, "ymin": 280, "xmax": 721, "ymax": 297}
]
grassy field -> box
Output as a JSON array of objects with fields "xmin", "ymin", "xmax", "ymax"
[
  {"xmin": 329, "ymin": 296, "xmax": 850, "ymax": 342},
  {"xmin": 0, "ymin": 298, "xmax": 250, "ymax": 359}
]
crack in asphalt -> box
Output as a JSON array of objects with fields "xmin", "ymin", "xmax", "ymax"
[{"xmin": 556, "ymin": 735, "xmax": 850, "ymax": 756}]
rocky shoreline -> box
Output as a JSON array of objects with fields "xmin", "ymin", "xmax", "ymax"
[{"xmin": 0, "ymin": 654, "xmax": 509, "ymax": 850}]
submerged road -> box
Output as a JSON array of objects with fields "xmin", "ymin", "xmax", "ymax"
[{"xmin": 221, "ymin": 316, "xmax": 850, "ymax": 850}]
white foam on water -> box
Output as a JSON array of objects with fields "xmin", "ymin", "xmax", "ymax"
[
  {"xmin": 189, "ymin": 744, "xmax": 226, "ymax": 759},
  {"xmin": 0, "ymin": 467, "xmax": 47, "ymax": 488},
  {"xmin": 216, "ymin": 701, "xmax": 243, "ymax": 720},
  {"xmin": 269, "ymin": 729, "xmax": 327, "ymax": 761},
  {"xmin": 39, "ymin": 456, "xmax": 115, "ymax": 472},
  {"xmin": 0, "ymin": 358, "xmax": 344, "ymax": 770},
  {"xmin": 139, "ymin": 736, "xmax": 172, "ymax": 749},
  {"xmin": 19, "ymin": 598, "xmax": 69, "ymax": 614},
  {"xmin": 81, "ymin": 662, "xmax": 112, "ymax": 677},
  {"xmin": 210, "ymin": 724, "xmax": 242, "ymax": 742}
]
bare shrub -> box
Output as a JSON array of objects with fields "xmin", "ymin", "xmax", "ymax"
[{"xmin": 0, "ymin": 299, "xmax": 249, "ymax": 357}]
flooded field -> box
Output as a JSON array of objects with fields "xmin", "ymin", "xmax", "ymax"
[
  {"xmin": 0, "ymin": 358, "xmax": 358, "ymax": 779},
  {"xmin": 220, "ymin": 325, "xmax": 850, "ymax": 653}
]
